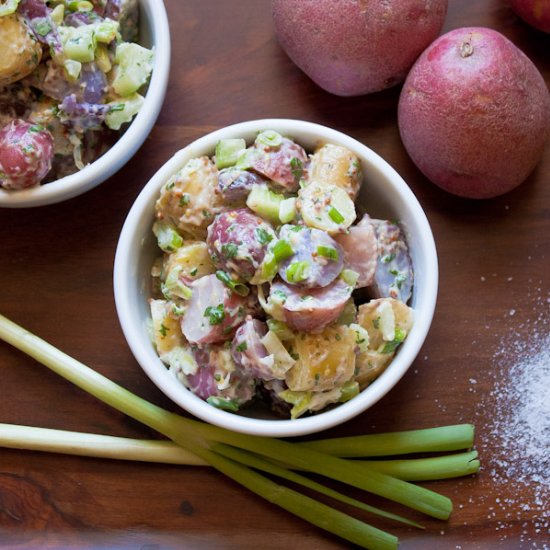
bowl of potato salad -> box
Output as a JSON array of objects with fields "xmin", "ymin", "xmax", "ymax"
[
  {"xmin": 114, "ymin": 119, "xmax": 438, "ymax": 437},
  {"xmin": 0, "ymin": 0, "xmax": 170, "ymax": 208}
]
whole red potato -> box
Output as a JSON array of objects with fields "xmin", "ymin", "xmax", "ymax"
[
  {"xmin": 510, "ymin": 0, "xmax": 550, "ymax": 33},
  {"xmin": 398, "ymin": 27, "xmax": 550, "ymax": 199},
  {"xmin": 271, "ymin": 0, "xmax": 448, "ymax": 97}
]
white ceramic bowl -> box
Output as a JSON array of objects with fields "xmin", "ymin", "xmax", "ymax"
[
  {"xmin": 114, "ymin": 119, "xmax": 438, "ymax": 437},
  {"xmin": 0, "ymin": 0, "xmax": 170, "ymax": 209}
]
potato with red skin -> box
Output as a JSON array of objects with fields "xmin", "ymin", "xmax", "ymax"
[
  {"xmin": 271, "ymin": 0, "xmax": 448, "ymax": 97},
  {"xmin": 510, "ymin": 0, "xmax": 550, "ymax": 33},
  {"xmin": 0, "ymin": 120, "xmax": 54, "ymax": 190},
  {"xmin": 398, "ymin": 27, "xmax": 550, "ymax": 199}
]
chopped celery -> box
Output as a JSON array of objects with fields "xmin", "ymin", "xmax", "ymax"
[
  {"xmin": 112, "ymin": 42, "xmax": 154, "ymax": 97},
  {"xmin": 105, "ymin": 93, "xmax": 144, "ymax": 130},
  {"xmin": 215, "ymin": 138, "xmax": 246, "ymax": 169},
  {"xmin": 63, "ymin": 59, "xmax": 82, "ymax": 82},
  {"xmin": 0, "ymin": 0, "xmax": 20, "ymax": 16},
  {"xmin": 59, "ymin": 24, "xmax": 96, "ymax": 63},
  {"xmin": 246, "ymin": 184, "xmax": 283, "ymax": 224},
  {"xmin": 279, "ymin": 197, "xmax": 296, "ymax": 224}
]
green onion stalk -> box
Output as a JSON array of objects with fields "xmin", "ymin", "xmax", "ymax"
[{"xmin": 0, "ymin": 314, "xmax": 479, "ymax": 549}]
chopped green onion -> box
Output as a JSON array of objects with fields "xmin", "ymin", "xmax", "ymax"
[
  {"xmin": 273, "ymin": 239, "xmax": 294, "ymax": 262},
  {"xmin": 215, "ymin": 270, "xmax": 250, "ymax": 296},
  {"xmin": 207, "ymin": 397, "xmax": 240, "ymax": 412},
  {"xmin": 316, "ymin": 245, "xmax": 339, "ymax": 261},
  {"xmin": 286, "ymin": 261, "xmax": 309, "ymax": 283},
  {"xmin": 152, "ymin": 221, "xmax": 183, "ymax": 253},
  {"xmin": 329, "ymin": 206, "xmax": 345, "ymax": 224},
  {"xmin": 256, "ymin": 130, "xmax": 283, "ymax": 148}
]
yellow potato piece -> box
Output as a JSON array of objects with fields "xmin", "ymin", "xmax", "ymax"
[
  {"xmin": 354, "ymin": 350, "xmax": 393, "ymax": 389},
  {"xmin": 155, "ymin": 156, "xmax": 225, "ymax": 239},
  {"xmin": 308, "ymin": 143, "xmax": 362, "ymax": 200},
  {"xmin": 149, "ymin": 299, "xmax": 186, "ymax": 358},
  {"xmin": 0, "ymin": 14, "xmax": 42, "ymax": 87},
  {"xmin": 285, "ymin": 325, "xmax": 356, "ymax": 392},
  {"xmin": 163, "ymin": 241, "xmax": 215, "ymax": 282},
  {"xmin": 355, "ymin": 298, "xmax": 414, "ymax": 388},
  {"xmin": 356, "ymin": 298, "xmax": 414, "ymax": 351}
]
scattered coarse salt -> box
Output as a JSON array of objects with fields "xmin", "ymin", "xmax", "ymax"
[{"xmin": 475, "ymin": 296, "xmax": 550, "ymax": 546}]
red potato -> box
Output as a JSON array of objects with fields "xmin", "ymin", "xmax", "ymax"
[
  {"xmin": 0, "ymin": 120, "xmax": 54, "ymax": 190},
  {"xmin": 271, "ymin": 0, "xmax": 448, "ymax": 97},
  {"xmin": 398, "ymin": 27, "xmax": 550, "ymax": 199},
  {"xmin": 510, "ymin": 0, "xmax": 550, "ymax": 33}
]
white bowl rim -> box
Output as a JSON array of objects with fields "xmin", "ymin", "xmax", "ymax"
[
  {"xmin": 114, "ymin": 118, "xmax": 439, "ymax": 437},
  {"xmin": 0, "ymin": 0, "xmax": 171, "ymax": 209}
]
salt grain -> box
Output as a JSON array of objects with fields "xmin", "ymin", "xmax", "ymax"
[{"xmin": 475, "ymin": 295, "xmax": 550, "ymax": 546}]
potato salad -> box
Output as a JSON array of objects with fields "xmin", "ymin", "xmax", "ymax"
[
  {"xmin": 0, "ymin": 0, "xmax": 153, "ymax": 190},
  {"xmin": 150, "ymin": 131, "xmax": 415, "ymax": 419}
]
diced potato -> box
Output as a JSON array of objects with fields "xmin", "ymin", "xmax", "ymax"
[
  {"xmin": 285, "ymin": 325, "xmax": 356, "ymax": 392},
  {"xmin": 163, "ymin": 241, "xmax": 215, "ymax": 283},
  {"xmin": 0, "ymin": 14, "xmax": 42, "ymax": 87},
  {"xmin": 149, "ymin": 299, "xmax": 187, "ymax": 358},
  {"xmin": 155, "ymin": 156, "xmax": 225, "ymax": 239},
  {"xmin": 298, "ymin": 181, "xmax": 356, "ymax": 235},
  {"xmin": 354, "ymin": 350, "xmax": 393, "ymax": 389},
  {"xmin": 356, "ymin": 298, "xmax": 414, "ymax": 351},
  {"xmin": 308, "ymin": 143, "xmax": 362, "ymax": 200},
  {"xmin": 354, "ymin": 298, "xmax": 414, "ymax": 388}
]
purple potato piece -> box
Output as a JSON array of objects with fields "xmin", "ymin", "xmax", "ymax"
[
  {"xmin": 269, "ymin": 278, "xmax": 352, "ymax": 333},
  {"xmin": 232, "ymin": 318, "xmax": 286, "ymax": 381},
  {"xmin": 251, "ymin": 137, "xmax": 308, "ymax": 193},
  {"xmin": 180, "ymin": 274, "xmax": 257, "ymax": 345},
  {"xmin": 187, "ymin": 345, "xmax": 256, "ymax": 407},
  {"xmin": 334, "ymin": 214, "xmax": 378, "ymax": 289},
  {"xmin": 217, "ymin": 168, "xmax": 267, "ymax": 204},
  {"xmin": 207, "ymin": 208, "xmax": 276, "ymax": 282},
  {"xmin": 278, "ymin": 225, "xmax": 344, "ymax": 288},
  {"xmin": 367, "ymin": 219, "xmax": 413, "ymax": 303}
]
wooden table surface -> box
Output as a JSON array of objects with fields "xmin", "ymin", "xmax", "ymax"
[{"xmin": 1, "ymin": 1, "xmax": 549, "ymax": 548}]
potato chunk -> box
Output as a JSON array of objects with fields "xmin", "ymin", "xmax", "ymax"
[
  {"xmin": 285, "ymin": 325, "xmax": 356, "ymax": 392},
  {"xmin": 354, "ymin": 298, "xmax": 414, "ymax": 388},
  {"xmin": 155, "ymin": 156, "xmax": 225, "ymax": 239},
  {"xmin": 307, "ymin": 143, "xmax": 362, "ymax": 200},
  {"xmin": 0, "ymin": 14, "xmax": 42, "ymax": 87}
]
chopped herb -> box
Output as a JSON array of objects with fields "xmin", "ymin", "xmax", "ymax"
[
  {"xmin": 221, "ymin": 243, "xmax": 239, "ymax": 259},
  {"xmin": 236, "ymin": 341, "xmax": 248, "ymax": 352},
  {"xmin": 204, "ymin": 304, "xmax": 225, "ymax": 325},
  {"xmin": 255, "ymin": 227, "xmax": 273, "ymax": 245},
  {"xmin": 159, "ymin": 324, "xmax": 169, "ymax": 337},
  {"xmin": 179, "ymin": 193, "xmax": 190, "ymax": 206},
  {"xmin": 190, "ymin": 268, "xmax": 198, "ymax": 277},
  {"xmin": 335, "ymin": 333, "xmax": 342, "ymax": 341},
  {"xmin": 382, "ymin": 253, "xmax": 396, "ymax": 263},
  {"xmin": 290, "ymin": 157, "xmax": 303, "ymax": 181}
]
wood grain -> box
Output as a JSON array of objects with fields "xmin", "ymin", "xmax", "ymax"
[{"xmin": 1, "ymin": 1, "xmax": 549, "ymax": 548}]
